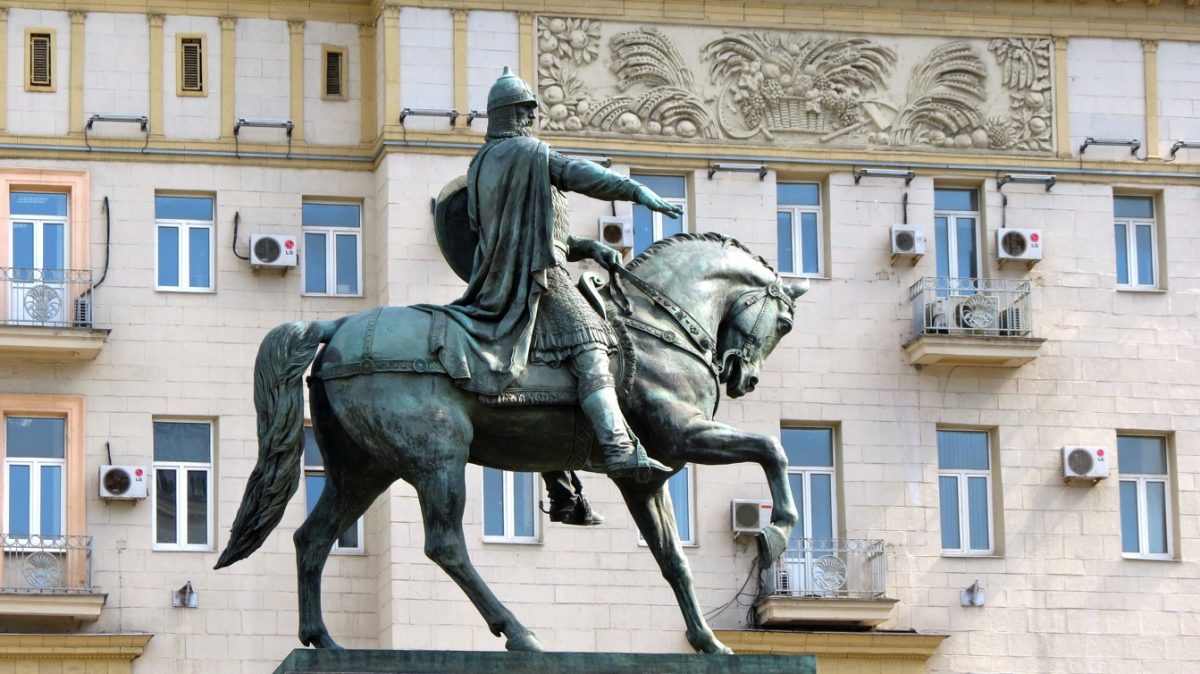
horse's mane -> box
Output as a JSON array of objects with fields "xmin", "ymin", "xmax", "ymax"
[{"xmin": 625, "ymin": 231, "xmax": 776, "ymax": 275}]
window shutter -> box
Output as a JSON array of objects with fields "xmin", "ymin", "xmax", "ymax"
[
  {"xmin": 29, "ymin": 34, "xmax": 52, "ymax": 87},
  {"xmin": 325, "ymin": 50, "xmax": 343, "ymax": 98},
  {"xmin": 181, "ymin": 38, "xmax": 204, "ymax": 92}
]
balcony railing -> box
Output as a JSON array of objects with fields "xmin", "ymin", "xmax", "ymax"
[
  {"xmin": 0, "ymin": 534, "xmax": 93, "ymax": 593},
  {"xmin": 909, "ymin": 276, "xmax": 1033, "ymax": 339},
  {"xmin": 1, "ymin": 267, "xmax": 94, "ymax": 328},
  {"xmin": 768, "ymin": 538, "xmax": 887, "ymax": 599}
]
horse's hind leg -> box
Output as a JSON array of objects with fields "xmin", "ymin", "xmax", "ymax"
[{"xmin": 414, "ymin": 464, "xmax": 543, "ymax": 651}]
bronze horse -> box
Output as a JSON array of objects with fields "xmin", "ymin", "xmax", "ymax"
[{"xmin": 215, "ymin": 232, "xmax": 806, "ymax": 654}]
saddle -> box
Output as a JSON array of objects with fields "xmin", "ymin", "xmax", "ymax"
[{"xmin": 317, "ymin": 274, "xmax": 629, "ymax": 407}]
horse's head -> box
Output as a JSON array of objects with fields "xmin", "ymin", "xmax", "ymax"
[{"xmin": 718, "ymin": 278, "xmax": 807, "ymax": 398}]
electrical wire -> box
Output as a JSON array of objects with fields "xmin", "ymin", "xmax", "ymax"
[
  {"xmin": 703, "ymin": 556, "xmax": 761, "ymax": 622},
  {"xmin": 231, "ymin": 211, "xmax": 250, "ymax": 261}
]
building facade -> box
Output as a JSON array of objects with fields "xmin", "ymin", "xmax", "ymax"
[{"xmin": 0, "ymin": 1, "xmax": 1198, "ymax": 672}]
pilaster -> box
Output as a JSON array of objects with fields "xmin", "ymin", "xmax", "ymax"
[
  {"xmin": 518, "ymin": 11, "xmax": 534, "ymax": 84},
  {"xmin": 0, "ymin": 8, "xmax": 8, "ymax": 131},
  {"xmin": 289, "ymin": 20, "xmax": 305, "ymax": 142},
  {"xmin": 381, "ymin": 4, "xmax": 401, "ymax": 131},
  {"xmin": 220, "ymin": 16, "xmax": 236, "ymax": 139},
  {"xmin": 452, "ymin": 8, "xmax": 468, "ymax": 127},
  {"xmin": 69, "ymin": 10, "xmax": 86, "ymax": 134},
  {"xmin": 358, "ymin": 22, "xmax": 378, "ymax": 144},
  {"xmin": 1142, "ymin": 39, "xmax": 1160, "ymax": 160},
  {"xmin": 148, "ymin": 13, "xmax": 164, "ymax": 136},
  {"xmin": 1053, "ymin": 36, "xmax": 1070, "ymax": 158}
]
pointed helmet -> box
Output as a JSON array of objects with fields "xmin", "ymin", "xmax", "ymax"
[{"xmin": 487, "ymin": 66, "xmax": 536, "ymax": 113}]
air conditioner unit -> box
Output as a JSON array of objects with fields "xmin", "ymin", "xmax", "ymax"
[
  {"xmin": 99, "ymin": 465, "xmax": 148, "ymax": 499},
  {"xmin": 598, "ymin": 216, "xmax": 634, "ymax": 251},
  {"xmin": 926, "ymin": 294, "xmax": 999, "ymax": 332},
  {"xmin": 996, "ymin": 228, "xmax": 1043, "ymax": 266},
  {"xmin": 731, "ymin": 499, "xmax": 772, "ymax": 534},
  {"xmin": 1063, "ymin": 446, "xmax": 1109, "ymax": 482},
  {"xmin": 250, "ymin": 234, "xmax": 298, "ymax": 269},
  {"xmin": 890, "ymin": 224, "xmax": 925, "ymax": 265}
]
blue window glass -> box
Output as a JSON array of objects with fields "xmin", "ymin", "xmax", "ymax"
[
  {"xmin": 631, "ymin": 175, "xmax": 685, "ymax": 256},
  {"xmin": 1146, "ymin": 481, "xmax": 1167, "ymax": 554},
  {"xmin": 513, "ymin": 472, "xmax": 535, "ymax": 538},
  {"xmin": 304, "ymin": 232, "xmax": 328, "ymax": 294},
  {"xmin": 776, "ymin": 212, "xmax": 794, "ymax": 275},
  {"xmin": 303, "ymin": 427, "xmax": 322, "ymax": 467},
  {"xmin": 335, "ymin": 233, "xmax": 358, "ymax": 294},
  {"xmin": 661, "ymin": 211, "xmax": 683, "ymax": 240},
  {"xmin": 934, "ymin": 188, "xmax": 978, "ymax": 212},
  {"xmin": 1118, "ymin": 436, "xmax": 1167, "ymax": 474},
  {"xmin": 7, "ymin": 418, "xmax": 65, "ymax": 458},
  {"xmin": 801, "ymin": 212, "xmax": 819, "ymax": 275},
  {"xmin": 186, "ymin": 469, "xmax": 208, "ymax": 545},
  {"xmin": 305, "ymin": 475, "xmax": 324, "ymax": 523},
  {"xmin": 956, "ymin": 217, "xmax": 978, "ymax": 279},
  {"xmin": 483, "ymin": 467, "xmax": 505, "ymax": 537},
  {"xmin": 153, "ymin": 421, "xmax": 211, "ymax": 463},
  {"xmin": 939, "ymin": 475, "xmax": 960, "ymax": 549},
  {"xmin": 302, "ymin": 429, "xmax": 358, "ymax": 548},
  {"xmin": 158, "ymin": 226, "xmax": 180, "ymax": 287},
  {"xmin": 10, "ymin": 192, "xmax": 68, "ymax": 217},
  {"xmin": 155, "ymin": 195, "xmax": 213, "ymax": 221},
  {"xmin": 1114, "ymin": 223, "xmax": 1130, "ymax": 285},
  {"xmin": 13, "ymin": 223, "xmax": 34, "ymax": 276},
  {"xmin": 782, "ymin": 428, "xmax": 834, "ymax": 466},
  {"xmin": 42, "ymin": 223, "xmax": 65, "ymax": 273},
  {"xmin": 777, "ymin": 183, "xmax": 819, "ymax": 206},
  {"xmin": 809, "ymin": 473, "xmax": 833, "ymax": 541},
  {"xmin": 8, "ymin": 465, "xmax": 31, "ymax": 536},
  {"xmin": 1114, "ymin": 196, "xmax": 1153, "ymax": 219},
  {"xmin": 1135, "ymin": 224, "xmax": 1154, "ymax": 286},
  {"xmin": 40, "ymin": 465, "xmax": 63, "ymax": 538},
  {"xmin": 188, "ymin": 227, "xmax": 211, "ymax": 288},
  {"xmin": 668, "ymin": 466, "xmax": 691, "ymax": 542},
  {"xmin": 967, "ymin": 476, "xmax": 989, "ymax": 550},
  {"xmin": 634, "ymin": 175, "xmax": 686, "ymax": 199},
  {"xmin": 937, "ymin": 431, "xmax": 989, "ymax": 470},
  {"xmin": 156, "ymin": 468, "xmax": 178, "ymax": 544},
  {"xmin": 788, "ymin": 473, "xmax": 805, "ymax": 540},
  {"xmin": 633, "ymin": 202, "xmax": 654, "ymax": 255},
  {"xmin": 1119, "ymin": 480, "xmax": 1139, "ymax": 553},
  {"xmin": 934, "ymin": 216, "xmax": 950, "ymax": 279},
  {"xmin": 302, "ymin": 203, "xmax": 360, "ymax": 228}
]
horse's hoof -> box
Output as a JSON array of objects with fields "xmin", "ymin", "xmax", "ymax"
[
  {"xmin": 506, "ymin": 631, "xmax": 544, "ymax": 652},
  {"xmin": 756, "ymin": 523, "xmax": 787, "ymax": 567},
  {"xmin": 301, "ymin": 631, "xmax": 342, "ymax": 650}
]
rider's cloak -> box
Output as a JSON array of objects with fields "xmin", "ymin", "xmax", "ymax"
[{"xmin": 423, "ymin": 135, "xmax": 641, "ymax": 396}]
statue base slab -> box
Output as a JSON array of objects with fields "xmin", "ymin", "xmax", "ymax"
[{"xmin": 273, "ymin": 648, "xmax": 817, "ymax": 674}]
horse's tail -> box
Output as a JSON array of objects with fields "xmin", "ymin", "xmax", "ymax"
[{"xmin": 214, "ymin": 319, "xmax": 339, "ymax": 570}]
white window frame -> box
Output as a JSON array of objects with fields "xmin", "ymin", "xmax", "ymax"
[
  {"xmin": 638, "ymin": 464, "xmax": 696, "ymax": 547},
  {"xmin": 777, "ymin": 183, "xmax": 823, "ymax": 278},
  {"xmin": 780, "ymin": 427, "xmax": 837, "ymax": 595},
  {"xmin": 1119, "ymin": 435, "xmax": 1173, "ymax": 560},
  {"xmin": 938, "ymin": 430, "xmax": 994, "ymax": 557},
  {"xmin": 303, "ymin": 425, "xmax": 365, "ymax": 554},
  {"xmin": 302, "ymin": 201, "xmax": 363, "ymax": 297},
  {"xmin": 1114, "ymin": 200, "xmax": 1158, "ymax": 290},
  {"xmin": 934, "ymin": 189, "xmax": 980, "ymax": 282},
  {"xmin": 154, "ymin": 196, "xmax": 215, "ymax": 293},
  {"xmin": 151, "ymin": 420, "xmax": 213, "ymax": 552},
  {"xmin": 630, "ymin": 174, "xmax": 688, "ymax": 256},
  {"xmin": 481, "ymin": 469, "xmax": 540, "ymax": 544},
  {"xmin": 2, "ymin": 416, "xmax": 67, "ymax": 543}
]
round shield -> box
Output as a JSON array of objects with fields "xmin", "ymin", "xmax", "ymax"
[{"xmin": 434, "ymin": 175, "xmax": 476, "ymax": 282}]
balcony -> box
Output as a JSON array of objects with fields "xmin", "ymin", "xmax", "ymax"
[
  {"xmin": 0, "ymin": 268, "xmax": 108, "ymax": 360},
  {"xmin": 903, "ymin": 276, "xmax": 1045, "ymax": 367},
  {"xmin": 0, "ymin": 534, "xmax": 106, "ymax": 621},
  {"xmin": 756, "ymin": 538, "xmax": 897, "ymax": 628}
]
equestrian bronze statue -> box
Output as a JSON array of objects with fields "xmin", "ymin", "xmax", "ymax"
[{"xmin": 216, "ymin": 68, "xmax": 807, "ymax": 655}]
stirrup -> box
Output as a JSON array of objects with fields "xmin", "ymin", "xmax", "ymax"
[{"xmin": 605, "ymin": 445, "xmax": 671, "ymax": 483}]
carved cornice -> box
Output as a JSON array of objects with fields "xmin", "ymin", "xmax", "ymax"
[
  {"xmin": 358, "ymin": 22, "xmax": 376, "ymax": 37},
  {"xmin": 452, "ymin": 8, "xmax": 468, "ymax": 21},
  {"xmin": 1142, "ymin": 38, "xmax": 1159, "ymax": 53},
  {"xmin": 146, "ymin": 13, "xmax": 164, "ymax": 27},
  {"xmin": 288, "ymin": 19, "xmax": 305, "ymax": 35},
  {"xmin": 219, "ymin": 16, "xmax": 236, "ymax": 31},
  {"xmin": 381, "ymin": 4, "xmax": 401, "ymax": 20},
  {"xmin": 68, "ymin": 9, "xmax": 86, "ymax": 23}
]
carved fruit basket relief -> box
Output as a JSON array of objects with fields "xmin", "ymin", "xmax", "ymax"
[{"xmin": 536, "ymin": 17, "xmax": 1054, "ymax": 154}]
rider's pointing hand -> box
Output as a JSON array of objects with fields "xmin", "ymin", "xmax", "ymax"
[{"xmin": 635, "ymin": 185, "xmax": 684, "ymax": 220}]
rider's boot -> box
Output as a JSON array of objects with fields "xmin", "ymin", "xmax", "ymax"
[
  {"xmin": 572, "ymin": 347, "xmax": 671, "ymax": 483},
  {"xmin": 542, "ymin": 471, "xmax": 605, "ymax": 526}
]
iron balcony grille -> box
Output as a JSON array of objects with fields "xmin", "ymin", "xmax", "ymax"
[
  {"xmin": 909, "ymin": 276, "xmax": 1033, "ymax": 339},
  {"xmin": 767, "ymin": 538, "xmax": 887, "ymax": 599},
  {"xmin": 0, "ymin": 533, "xmax": 94, "ymax": 593},
  {"xmin": 0, "ymin": 267, "xmax": 94, "ymax": 328}
]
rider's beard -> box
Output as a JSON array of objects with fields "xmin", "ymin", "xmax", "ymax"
[{"xmin": 485, "ymin": 105, "xmax": 536, "ymax": 141}]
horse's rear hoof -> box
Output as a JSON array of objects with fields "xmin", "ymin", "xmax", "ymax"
[
  {"xmin": 756, "ymin": 523, "xmax": 787, "ymax": 567},
  {"xmin": 302, "ymin": 632, "xmax": 342, "ymax": 650},
  {"xmin": 506, "ymin": 631, "xmax": 544, "ymax": 652}
]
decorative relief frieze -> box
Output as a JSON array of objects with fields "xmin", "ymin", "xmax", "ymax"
[{"xmin": 536, "ymin": 17, "xmax": 1055, "ymax": 154}]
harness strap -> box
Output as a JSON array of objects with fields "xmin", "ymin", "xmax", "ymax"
[{"xmin": 611, "ymin": 266, "xmax": 716, "ymax": 357}]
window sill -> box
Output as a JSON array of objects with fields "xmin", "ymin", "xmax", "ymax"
[
  {"xmin": 302, "ymin": 293, "xmax": 365, "ymax": 299},
  {"xmin": 1121, "ymin": 553, "xmax": 1177, "ymax": 561},
  {"xmin": 151, "ymin": 546, "xmax": 214, "ymax": 552},
  {"xmin": 482, "ymin": 538, "xmax": 542, "ymax": 545},
  {"xmin": 1116, "ymin": 286, "xmax": 1166, "ymax": 293},
  {"xmin": 639, "ymin": 540, "xmax": 698, "ymax": 548},
  {"xmin": 940, "ymin": 552, "xmax": 1001, "ymax": 558},
  {"xmin": 330, "ymin": 548, "xmax": 366, "ymax": 556},
  {"xmin": 155, "ymin": 287, "xmax": 216, "ymax": 294},
  {"xmin": 779, "ymin": 273, "xmax": 827, "ymax": 282}
]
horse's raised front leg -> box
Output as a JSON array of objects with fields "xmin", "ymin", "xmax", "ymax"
[
  {"xmin": 670, "ymin": 420, "xmax": 799, "ymax": 566},
  {"xmin": 414, "ymin": 466, "xmax": 543, "ymax": 652},
  {"xmin": 615, "ymin": 478, "xmax": 732, "ymax": 655}
]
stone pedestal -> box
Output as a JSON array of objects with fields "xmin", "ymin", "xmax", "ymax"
[{"xmin": 274, "ymin": 649, "xmax": 817, "ymax": 674}]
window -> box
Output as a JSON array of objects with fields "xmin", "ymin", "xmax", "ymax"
[
  {"xmin": 303, "ymin": 427, "xmax": 363, "ymax": 553},
  {"xmin": 323, "ymin": 46, "xmax": 347, "ymax": 100},
  {"xmin": 482, "ymin": 468, "xmax": 538, "ymax": 543},
  {"xmin": 302, "ymin": 202, "xmax": 362, "ymax": 296},
  {"xmin": 152, "ymin": 421, "xmax": 212, "ymax": 551},
  {"xmin": 1118, "ymin": 435, "xmax": 1172, "ymax": 559},
  {"xmin": 934, "ymin": 188, "xmax": 980, "ymax": 283},
  {"xmin": 10, "ymin": 192, "xmax": 69, "ymax": 324},
  {"xmin": 25, "ymin": 29, "xmax": 55, "ymax": 91},
  {"xmin": 1113, "ymin": 196, "xmax": 1157, "ymax": 289},
  {"xmin": 631, "ymin": 174, "xmax": 687, "ymax": 255},
  {"xmin": 638, "ymin": 465, "xmax": 696, "ymax": 546},
  {"xmin": 155, "ymin": 195, "xmax": 214, "ymax": 292},
  {"xmin": 938, "ymin": 430, "xmax": 993, "ymax": 555},
  {"xmin": 780, "ymin": 427, "xmax": 836, "ymax": 594},
  {"xmin": 777, "ymin": 183, "xmax": 822, "ymax": 277},
  {"xmin": 177, "ymin": 35, "xmax": 206, "ymax": 95},
  {"xmin": 4, "ymin": 417, "xmax": 65, "ymax": 540}
]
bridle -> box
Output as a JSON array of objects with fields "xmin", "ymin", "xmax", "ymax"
[{"xmin": 718, "ymin": 280, "xmax": 796, "ymax": 379}]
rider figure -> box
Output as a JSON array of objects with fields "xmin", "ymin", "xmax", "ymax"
[{"xmin": 431, "ymin": 68, "xmax": 681, "ymax": 523}]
